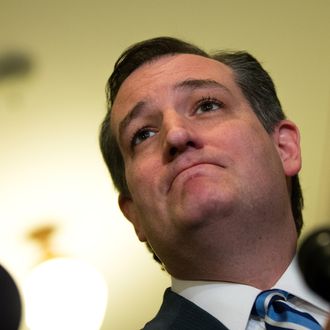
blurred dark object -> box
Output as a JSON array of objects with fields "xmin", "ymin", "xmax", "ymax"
[
  {"xmin": 0, "ymin": 264, "xmax": 22, "ymax": 330},
  {"xmin": 0, "ymin": 52, "xmax": 32, "ymax": 81},
  {"xmin": 298, "ymin": 227, "xmax": 330, "ymax": 302}
]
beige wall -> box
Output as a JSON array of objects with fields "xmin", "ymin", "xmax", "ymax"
[{"xmin": 1, "ymin": 1, "xmax": 329, "ymax": 329}]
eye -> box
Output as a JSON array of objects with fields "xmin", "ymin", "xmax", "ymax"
[
  {"xmin": 131, "ymin": 127, "xmax": 156, "ymax": 147},
  {"xmin": 195, "ymin": 97, "xmax": 224, "ymax": 114}
]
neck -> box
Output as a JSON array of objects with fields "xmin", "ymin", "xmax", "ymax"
[{"xmin": 162, "ymin": 214, "xmax": 298, "ymax": 289}]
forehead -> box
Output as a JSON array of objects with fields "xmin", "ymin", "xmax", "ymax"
[{"xmin": 111, "ymin": 54, "xmax": 238, "ymax": 129}]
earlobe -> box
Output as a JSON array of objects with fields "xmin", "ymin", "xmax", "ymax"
[
  {"xmin": 273, "ymin": 120, "xmax": 302, "ymax": 176},
  {"xmin": 118, "ymin": 194, "xmax": 147, "ymax": 242}
]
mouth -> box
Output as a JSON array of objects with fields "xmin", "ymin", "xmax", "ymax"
[{"xmin": 168, "ymin": 162, "xmax": 222, "ymax": 193}]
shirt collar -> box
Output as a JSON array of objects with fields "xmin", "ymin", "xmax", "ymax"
[
  {"xmin": 171, "ymin": 257, "xmax": 330, "ymax": 330},
  {"xmin": 171, "ymin": 278, "xmax": 259, "ymax": 329}
]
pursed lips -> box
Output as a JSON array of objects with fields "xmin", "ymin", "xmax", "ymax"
[{"xmin": 166, "ymin": 161, "xmax": 225, "ymax": 193}]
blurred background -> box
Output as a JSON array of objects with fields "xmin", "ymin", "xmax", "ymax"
[{"xmin": 0, "ymin": 0, "xmax": 329, "ymax": 329}]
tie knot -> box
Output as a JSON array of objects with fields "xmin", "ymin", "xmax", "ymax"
[
  {"xmin": 253, "ymin": 289, "xmax": 293, "ymax": 318},
  {"xmin": 252, "ymin": 289, "xmax": 322, "ymax": 330}
]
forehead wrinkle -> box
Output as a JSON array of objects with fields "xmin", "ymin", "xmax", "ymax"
[
  {"xmin": 174, "ymin": 78, "xmax": 231, "ymax": 94},
  {"xmin": 116, "ymin": 72, "xmax": 235, "ymax": 143}
]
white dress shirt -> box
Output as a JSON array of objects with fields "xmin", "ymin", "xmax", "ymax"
[{"xmin": 171, "ymin": 257, "xmax": 330, "ymax": 329}]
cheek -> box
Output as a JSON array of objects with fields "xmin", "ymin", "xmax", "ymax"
[
  {"xmin": 125, "ymin": 159, "xmax": 160, "ymax": 198},
  {"xmin": 226, "ymin": 124, "xmax": 278, "ymax": 172},
  {"xmin": 242, "ymin": 136, "xmax": 283, "ymax": 184}
]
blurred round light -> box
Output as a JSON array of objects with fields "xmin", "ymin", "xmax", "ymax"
[{"xmin": 23, "ymin": 258, "xmax": 108, "ymax": 330}]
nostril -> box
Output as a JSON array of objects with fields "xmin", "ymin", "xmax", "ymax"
[
  {"xmin": 168, "ymin": 141, "xmax": 194, "ymax": 157},
  {"xmin": 169, "ymin": 147, "xmax": 177, "ymax": 156}
]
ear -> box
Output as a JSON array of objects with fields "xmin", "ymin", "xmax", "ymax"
[
  {"xmin": 118, "ymin": 193, "xmax": 147, "ymax": 242},
  {"xmin": 272, "ymin": 120, "xmax": 302, "ymax": 176}
]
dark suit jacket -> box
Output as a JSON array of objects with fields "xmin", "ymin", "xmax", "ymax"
[{"xmin": 143, "ymin": 288, "xmax": 229, "ymax": 330}]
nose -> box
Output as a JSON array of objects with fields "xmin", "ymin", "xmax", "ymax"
[{"xmin": 162, "ymin": 111, "xmax": 202, "ymax": 161}]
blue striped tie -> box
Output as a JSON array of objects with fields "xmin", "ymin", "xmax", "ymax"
[{"xmin": 252, "ymin": 289, "xmax": 322, "ymax": 330}]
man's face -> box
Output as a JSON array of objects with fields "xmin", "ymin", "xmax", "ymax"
[{"xmin": 111, "ymin": 54, "xmax": 299, "ymax": 266}]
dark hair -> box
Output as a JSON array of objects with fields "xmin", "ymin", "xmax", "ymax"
[{"xmin": 99, "ymin": 36, "xmax": 304, "ymax": 240}]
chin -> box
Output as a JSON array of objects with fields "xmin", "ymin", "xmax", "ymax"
[{"xmin": 170, "ymin": 186, "xmax": 235, "ymax": 229}]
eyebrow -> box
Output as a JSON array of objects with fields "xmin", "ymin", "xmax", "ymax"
[
  {"xmin": 118, "ymin": 79, "xmax": 230, "ymax": 140},
  {"xmin": 118, "ymin": 100, "xmax": 146, "ymax": 141}
]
